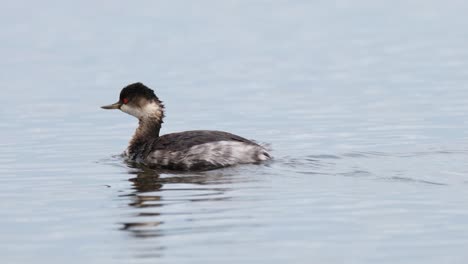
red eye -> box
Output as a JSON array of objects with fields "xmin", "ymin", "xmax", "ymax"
[{"xmin": 123, "ymin": 98, "xmax": 129, "ymax": 104}]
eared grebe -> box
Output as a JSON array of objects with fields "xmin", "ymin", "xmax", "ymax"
[{"xmin": 101, "ymin": 82, "xmax": 271, "ymax": 171}]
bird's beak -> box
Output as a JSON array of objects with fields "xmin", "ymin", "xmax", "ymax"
[{"xmin": 101, "ymin": 102, "xmax": 122, "ymax": 110}]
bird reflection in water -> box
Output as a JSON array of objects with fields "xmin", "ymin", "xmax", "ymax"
[{"xmin": 119, "ymin": 161, "xmax": 237, "ymax": 240}]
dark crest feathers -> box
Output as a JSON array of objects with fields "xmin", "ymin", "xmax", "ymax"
[{"xmin": 119, "ymin": 82, "xmax": 161, "ymax": 102}]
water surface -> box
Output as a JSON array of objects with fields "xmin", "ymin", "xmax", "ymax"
[{"xmin": 1, "ymin": 1, "xmax": 468, "ymax": 263}]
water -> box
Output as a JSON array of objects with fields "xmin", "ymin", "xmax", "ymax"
[{"xmin": 1, "ymin": 1, "xmax": 468, "ymax": 263}]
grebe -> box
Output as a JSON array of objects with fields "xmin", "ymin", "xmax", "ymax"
[{"xmin": 101, "ymin": 82, "xmax": 271, "ymax": 171}]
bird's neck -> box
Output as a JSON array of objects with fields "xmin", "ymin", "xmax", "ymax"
[{"xmin": 127, "ymin": 117, "xmax": 162, "ymax": 160}]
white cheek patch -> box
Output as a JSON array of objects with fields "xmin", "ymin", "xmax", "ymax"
[
  {"xmin": 121, "ymin": 104, "xmax": 144, "ymax": 118},
  {"xmin": 120, "ymin": 101, "xmax": 163, "ymax": 120},
  {"xmin": 143, "ymin": 102, "xmax": 163, "ymax": 120}
]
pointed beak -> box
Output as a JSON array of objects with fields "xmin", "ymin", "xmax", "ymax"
[{"xmin": 101, "ymin": 102, "xmax": 122, "ymax": 110}]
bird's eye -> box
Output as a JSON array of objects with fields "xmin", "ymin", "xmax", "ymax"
[{"xmin": 123, "ymin": 98, "xmax": 129, "ymax": 104}]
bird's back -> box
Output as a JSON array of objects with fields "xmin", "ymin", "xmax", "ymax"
[{"xmin": 145, "ymin": 130, "xmax": 270, "ymax": 170}]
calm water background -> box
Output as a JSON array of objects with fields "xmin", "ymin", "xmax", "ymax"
[{"xmin": 1, "ymin": 1, "xmax": 468, "ymax": 263}]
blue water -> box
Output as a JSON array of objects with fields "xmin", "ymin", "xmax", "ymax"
[{"xmin": 1, "ymin": 1, "xmax": 468, "ymax": 263}]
